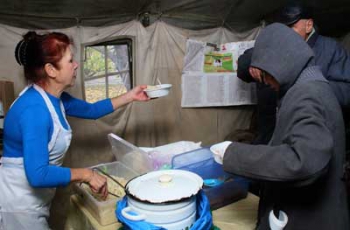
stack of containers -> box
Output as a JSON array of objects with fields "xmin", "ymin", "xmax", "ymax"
[
  {"xmin": 73, "ymin": 162, "xmax": 139, "ymax": 225},
  {"xmin": 73, "ymin": 133, "xmax": 153, "ymax": 226},
  {"xmin": 172, "ymin": 147, "xmax": 249, "ymax": 209}
]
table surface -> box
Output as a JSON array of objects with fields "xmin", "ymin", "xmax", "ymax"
[{"xmin": 65, "ymin": 193, "xmax": 259, "ymax": 230}]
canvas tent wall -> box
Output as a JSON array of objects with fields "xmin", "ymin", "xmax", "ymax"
[
  {"xmin": 1, "ymin": 0, "xmax": 350, "ymax": 229},
  {"xmin": 0, "ymin": 19, "xmax": 260, "ymax": 157},
  {"xmin": 1, "ymin": 0, "xmax": 350, "ymax": 36},
  {"xmin": 0, "ymin": 20, "xmax": 261, "ymax": 229}
]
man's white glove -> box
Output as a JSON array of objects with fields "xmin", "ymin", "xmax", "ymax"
[{"xmin": 210, "ymin": 141, "xmax": 232, "ymax": 164}]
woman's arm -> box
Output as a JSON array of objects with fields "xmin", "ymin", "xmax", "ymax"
[
  {"xmin": 62, "ymin": 85, "xmax": 149, "ymax": 119},
  {"xmin": 22, "ymin": 106, "xmax": 71, "ymax": 187},
  {"xmin": 110, "ymin": 85, "xmax": 149, "ymax": 109},
  {"xmin": 21, "ymin": 104, "xmax": 108, "ymax": 198}
]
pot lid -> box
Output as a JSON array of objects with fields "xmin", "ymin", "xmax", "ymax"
[{"xmin": 126, "ymin": 169, "xmax": 203, "ymax": 203}]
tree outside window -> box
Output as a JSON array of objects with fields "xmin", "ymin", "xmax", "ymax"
[{"xmin": 83, "ymin": 38, "xmax": 133, "ymax": 103}]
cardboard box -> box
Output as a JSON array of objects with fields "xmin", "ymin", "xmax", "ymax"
[{"xmin": 0, "ymin": 80, "xmax": 15, "ymax": 115}]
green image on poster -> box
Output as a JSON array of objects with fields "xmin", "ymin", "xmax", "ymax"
[{"xmin": 204, "ymin": 52, "xmax": 234, "ymax": 73}]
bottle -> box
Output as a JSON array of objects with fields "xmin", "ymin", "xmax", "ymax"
[
  {"xmin": 0, "ymin": 100, "xmax": 4, "ymax": 129},
  {"xmin": 0, "ymin": 100, "xmax": 3, "ymax": 117}
]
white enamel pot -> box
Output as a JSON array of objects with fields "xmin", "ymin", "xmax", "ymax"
[
  {"xmin": 121, "ymin": 169, "xmax": 203, "ymax": 230},
  {"xmin": 161, "ymin": 211, "xmax": 197, "ymax": 230}
]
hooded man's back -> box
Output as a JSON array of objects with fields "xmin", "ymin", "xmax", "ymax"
[{"xmin": 223, "ymin": 23, "xmax": 349, "ymax": 229}]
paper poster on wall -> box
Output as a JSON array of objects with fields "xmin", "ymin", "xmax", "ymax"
[
  {"xmin": 181, "ymin": 73, "xmax": 257, "ymax": 107},
  {"xmin": 181, "ymin": 39, "xmax": 256, "ymax": 107},
  {"xmin": 204, "ymin": 52, "xmax": 234, "ymax": 73},
  {"xmin": 183, "ymin": 39, "xmax": 206, "ymax": 73}
]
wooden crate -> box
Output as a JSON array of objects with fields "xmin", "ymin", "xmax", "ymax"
[{"xmin": 0, "ymin": 80, "xmax": 15, "ymax": 115}]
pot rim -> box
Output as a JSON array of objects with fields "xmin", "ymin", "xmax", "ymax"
[
  {"xmin": 126, "ymin": 193, "xmax": 194, "ymax": 205},
  {"xmin": 125, "ymin": 169, "xmax": 203, "ymax": 204}
]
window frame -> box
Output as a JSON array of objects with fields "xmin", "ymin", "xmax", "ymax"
[{"xmin": 81, "ymin": 35, "xmax": 136, "ymax": 101}]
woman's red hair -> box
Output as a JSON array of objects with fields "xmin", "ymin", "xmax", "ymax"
[{"xmin": 17, "ymin": 31, "xmax": 73, "ymax": 83}]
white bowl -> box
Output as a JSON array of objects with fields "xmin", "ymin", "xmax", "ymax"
[
  {"xmin": 144, "ymin": 84, "xmax": 172, "ymax": 98},
  {"xmin": 210, "ymin": 141, "xmax": 232, "ymax": 165}
]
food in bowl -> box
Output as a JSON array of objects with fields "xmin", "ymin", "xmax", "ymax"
[
  {"xmin": 144, "ymin": 84, "xmax": 172, "ymax": 98},
  {"xmin": 146, "ymin": 85, "xmax": 161, "ymax": 90}
]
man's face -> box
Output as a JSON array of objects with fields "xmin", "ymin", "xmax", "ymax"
[
  {"xmin": 261, "ymin": 71, "xmax": 280, "ymax": 92},
  {"xmin": 290, "ymin": 19, "xmax": 314, "ymax": 40}
]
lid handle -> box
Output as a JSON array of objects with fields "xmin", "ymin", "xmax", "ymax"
[{"xmin": 158, "ymin": 174, "xmax": 172, "ymax": 183}]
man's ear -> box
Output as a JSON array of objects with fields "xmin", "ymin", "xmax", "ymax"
[
  {"xmin": 306, "ymin": 19, "xmax": 314, "ymax": 34},
  {"xmin": 44, "ymin": 63, "xmax": 57, "ymax": 78}
]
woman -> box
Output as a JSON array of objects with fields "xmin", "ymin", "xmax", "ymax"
[{"xmin": 0, "ymin": 31, "xmax": 149, "ymax": 229}]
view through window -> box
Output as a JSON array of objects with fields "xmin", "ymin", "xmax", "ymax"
[{"xmin": 83, "ymin": 38, "xmax": 133, "ymax": 103}]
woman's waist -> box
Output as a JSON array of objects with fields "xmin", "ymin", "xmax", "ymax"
[{"xmin": 1, "ymin": 156, "xmax": 24, "ymax": 167}]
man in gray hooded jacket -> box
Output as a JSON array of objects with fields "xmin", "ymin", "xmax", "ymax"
[
  {"xmin": 238, "ymin": 3, "xmax": 350, "ymax": 144},
  {"xmin": 222, "ymin": 23, "xmax": 349, "ymax": 229}
]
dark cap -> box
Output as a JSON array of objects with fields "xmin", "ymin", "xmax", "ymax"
[
  {"xmin": 237, "ymin": 48, "xmax": 254, "ymax": 83},
  {"xmin": 276, "ymin": 3, "xmax": 313, "ymax": 26}
]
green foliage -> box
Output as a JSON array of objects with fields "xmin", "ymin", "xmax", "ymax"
[{"xmin": 84, "ymin": 46, "xmax": 117, "ymax": 79}]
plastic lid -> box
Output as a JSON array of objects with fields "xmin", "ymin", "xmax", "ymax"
[
  {"xmin": 126, "ymin": 169, "xmax": 203, "ymax": 203},
  {"xmin": 107, "ymin": 133, "xmax": 153, "ymax": 174}
]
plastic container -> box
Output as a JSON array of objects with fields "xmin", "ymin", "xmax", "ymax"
[
  {"xmin": 73, "ymin": 161, "xmax": 139, "ymax": 226},
  {"xmin": 108, "ymin": 133, "xmax": 153, "ymax": 174},
  {"xmin": 108, "ymin": 133, "xmax": 201, "ymax": 171},
  {"xmin": 172, "ymin": 147, "xmax": 249, "ymax": 209},
  {"xmin": 146, "ymin": 141, "xmax": 201, "ymax": 170}
]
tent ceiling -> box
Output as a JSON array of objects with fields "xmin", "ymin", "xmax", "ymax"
[{"xmin": 0, "ymin": 0, "xmax": 349, "ymax": 37}]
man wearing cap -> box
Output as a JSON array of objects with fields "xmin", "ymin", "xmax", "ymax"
[
  {"xmin": 221, "ymin": 22, "xmax": 350, "ymax": 230},
  {"xmin": 236, "ymin": 3, "xmax": 350, "ymax": 202},
  {"xmin": 239, "ymin": 3, "xmax": 350, "ymax": 144}
]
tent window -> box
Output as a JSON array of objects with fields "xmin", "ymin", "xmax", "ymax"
[{"xmin": 83, "ymin": 38, "xmax": 133, "ymax": 103}]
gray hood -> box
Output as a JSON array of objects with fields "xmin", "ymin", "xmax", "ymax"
[{"xmin": 251, "ymin": 23, "xmax": 315, "ymax": 94}]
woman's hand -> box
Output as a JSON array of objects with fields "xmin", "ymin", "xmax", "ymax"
[
  {"xmin": 110, "ymin": 85, "xmax": 150, "ymax": 110},
  {"xmin": 86, "ymin": 170, "xmax": 108, "ymax": 200},
  {"xmin": 128, "ymin": 85, "xmax": 150, "ymax": 102}
]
